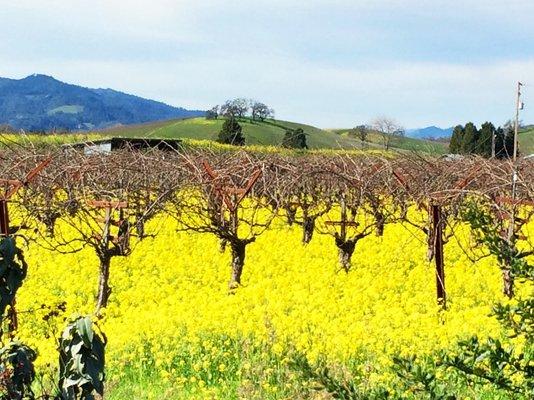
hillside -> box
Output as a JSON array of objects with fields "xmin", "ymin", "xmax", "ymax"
[
  {"xmin": 100, "ymin": 117, "xmax": 448, "ymax": 153},
  {"xmin": 519, "ymin": 126, "xmax": 534, "ymax": 155},
  {"xmin": 328, "ymin": 128, "xmax": 449, "ymax": 154},
  {"xmin": 0, "ymin": 74, "xmax": 204, "ymax": 131},
  {"xmin": 100, "ymin": 117, "xmax": 364, "ymax": 150}
]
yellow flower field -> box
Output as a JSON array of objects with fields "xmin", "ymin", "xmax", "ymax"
[{"xmin": 12, "ymin": 214, "xmax": 528, "ymax": 398}]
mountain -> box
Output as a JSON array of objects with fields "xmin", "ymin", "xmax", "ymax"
[
  {"xmin": 405, "ymin": 126, "xmax": 453, "ymax": 139},
  {"xmin": 0, "ymin": 74, "xmax": 205, "ymax": 132}
]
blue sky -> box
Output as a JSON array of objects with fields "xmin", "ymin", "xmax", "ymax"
[{"xmin": 1, "ymin": 0, "xmax": 534, "ymax": 128}]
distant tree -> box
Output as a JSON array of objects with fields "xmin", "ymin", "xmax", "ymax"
[
  {"xmin": 476, "ymin": 122, "xmax": 495, "ymax": 157},
  {"xmin": 219, "ymin": 98, "xmax": 250, "ymax": 119},
  {"xmin": 217, "ymin": 117, "xmax": 245, "ymax": 146},
  {"xmin": 372, "ymin": 117, "xmax": 404, "ymax": 150},
  {"xmin": 449, "ymin": 125, "xmax": 464, "ymax": 154},
  {"xmin": 282, "ymin": 128, "xmax": 307, "ymax": 149},
  {"xmin": 495, "ymin": 123, "xmax": 515, "ymax": 159},
  {"xmin": 205, "ymin": 106, "xmax": 219, "ymax": 120},
  {"xmin": 219, "ymin": 101, "xmax": 236, "ymax": 118},
  {"xmin": 251, "ymin": 102, "xmax": 274, "ymax": 121},
  {"xmin": 461, "ymin": 122, "xmax": 478, "ymax": 154},
  {"xmin": 350, "ymin": 125, "xmax": 369, "ymax": 148}
]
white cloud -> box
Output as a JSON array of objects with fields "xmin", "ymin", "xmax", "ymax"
[
  {"xmin": 2, "ymin": 53, "xmax": 532, "ymax": 128},
  {"xmin": 1, "ymin": 0, "xmax": 533, "ymax": 128}
]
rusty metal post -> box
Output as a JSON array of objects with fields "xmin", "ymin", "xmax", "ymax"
[
  {"xmin": 0, "ymin": 199, "xmax": 9, "ymax": 236},
  {"xmin": 0, "ymin": 199, "xmax": 17, "ymax": 333},
  {"xmin": 431, "ymin": 204, "xmax": 446, "ymax": 309}
]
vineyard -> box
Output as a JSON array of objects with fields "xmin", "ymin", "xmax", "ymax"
[{"xmin": 0, "ymin": 140, "xmax": 533, "ymax": 399}]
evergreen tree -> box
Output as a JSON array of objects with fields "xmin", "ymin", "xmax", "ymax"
[
  {"xmin": 281, "ymin": 128, "xmax": 307, "ymax": 149},
  {"xmin": 476, "ymin": 122, "xmax": 494, "ymax": 157},
  {"xmin": 449, "ymin": 125, "xmax": 464, "ymax": 153},
  {"xmin": 461, "ymin": 122, "xmax": 478, "ymax": 154},
  {"xmin": 494, "ymin": 127, "xmax": 505, "ymax": 158},
  {"xmin": 493, "ymin": 126, "xmax": 515, "ymax": 159},
  {"xmin": 503, "ymin": 125, "xmax": 515, "ymax": 158},
  {"xmin": 217, "ymin": 118, "xmax": 245, "ymax": 146}
]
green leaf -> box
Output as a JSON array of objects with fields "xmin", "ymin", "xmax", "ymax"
[{"xmin": 76, "ymin": 316, "xmax": 94, "ymax": 348}]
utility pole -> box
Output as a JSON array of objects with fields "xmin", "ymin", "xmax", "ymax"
[
  {"xmin": 509, "ymin": 82, "xmax": 523, "ymax": 215},
  {"xmin": 505, "ymin": 81, "xmax": 524, "ymax": 297},
  {"xmin": 491, "ymin": 131, "xmax": 496, "ymax": 158},
  {"xmin": 513, "ymin": 81, "xmax": 523, "ymax": 162}
]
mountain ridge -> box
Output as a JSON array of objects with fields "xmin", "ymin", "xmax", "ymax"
[
  {"xmin": 405, "ymin": 125, "xmax": 453, "ymax": 139},
  {"xmin": 0, "ymin": 74, "xmax": 204, "ymax": 131}
]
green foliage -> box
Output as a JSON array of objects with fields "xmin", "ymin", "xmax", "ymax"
[
  {"xmin": 58, "ymin": 317, "xmax": 106, "ymax": 400},
  {"xmin": 461, "ymin": 122, "xmax": 478, "ymax": 154},
  {"xmin": 0, "ymin": 341, "xmax": 37, "ymax": 400},
  {"xmin": 289, "ymin": 351, "xmax": 391, "ymax": 399},
  {"xmin": 493, "ymin": 298, "xmax": 534, "ymax": 339},
  {"xmin": 281, "ymin": 128, "xmax": 307, "ymax": 149},
  {"xmin": 217, "ymin": 118, "xmax": 245, "ymax": 146},
  {"xmin": 0, "ymin": 237, "xmax": 27, "ymax": 319},
  {"xmin": 442, "ymin": 337, "xmax": 533, "ymax": 398},
  {"xmin": 449, "ymin": 122, "xmax": 514, "ymax": 158},
  {"xmin": 448, "ymin": 125, "xmax": 464, "ymax": 154},
  {"xmin": 392, "ymin": 355, "xmax": 456, "ymax": 400},
  {"xmin": 476, "ymin": 122, "xmax": 495, "ymax": 157},
  {"xmin": 461, "ymin": 201, "xmax": 530, "ymax": 280}
]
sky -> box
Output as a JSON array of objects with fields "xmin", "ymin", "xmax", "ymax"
[{"xmin": 1, "ymin": 0, "xmax": 534, "ymax": 129}]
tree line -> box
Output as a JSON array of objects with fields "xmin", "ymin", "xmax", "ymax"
[
  {"xmin": 206, "ymin": 98, "xmax": 275, "ymax": 122},
  {"xmin": 449, "ymin": 121, "xmax": 515, "ymax": 158}
]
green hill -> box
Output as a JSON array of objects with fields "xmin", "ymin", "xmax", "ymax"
[
  {"xmin": 519, "ymin": 126, "xmax": 534, "ymax": 155},
  {"xmin": 101, "ymin": 117, "xmax": 359, "ymax": 149},
  {"xmin": 329, "ymin": 128, "xmax": 449, "ymax": 154},
  {"xmin": 100, "ymin": 117, "xmax": 448, "ymax": 153}
]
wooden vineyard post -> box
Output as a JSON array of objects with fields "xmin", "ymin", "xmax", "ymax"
[
  {"xmin": 393, "ymin": 169, "xmax": 448, "ymax": 308},
  {"xmin": 0, "ymin": 199, "xmax": 9, "ymax": 236},
  {"xmin": 430, "ymin": 204, "xmax": 446, "ymax": 309},
  {"xmin": 201, "ymin": 161, "xmax": 262, "ymax": 213},
  {"xmin": 0, "ymin": 200, "xmax": 18, "ymax": 334}
]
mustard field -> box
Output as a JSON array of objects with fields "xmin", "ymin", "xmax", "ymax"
[{"xmin": 14, "ymin": 215, "xmax": 530, "ymax": 399}]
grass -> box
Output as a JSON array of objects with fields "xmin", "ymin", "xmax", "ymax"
[
  {"xmin": 519, "ymin": 126, "xmax": 534, "ymax": 155},
  {"xmin": 329, "ymin": 128, "xmax": 449, "ymax": 155}
]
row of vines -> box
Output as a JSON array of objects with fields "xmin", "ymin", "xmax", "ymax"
[{"xmin": 0, "ymin": 140, "xmax": 533, "ymax": 398}]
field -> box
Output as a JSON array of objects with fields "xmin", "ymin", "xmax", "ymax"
[
  {"xmin": 1, "ymin": 143, "xmax": 533, "ymax": 399},
  {"xmin": 16, "ymin": 214, "xmax": 516, "ymax": 399}
]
